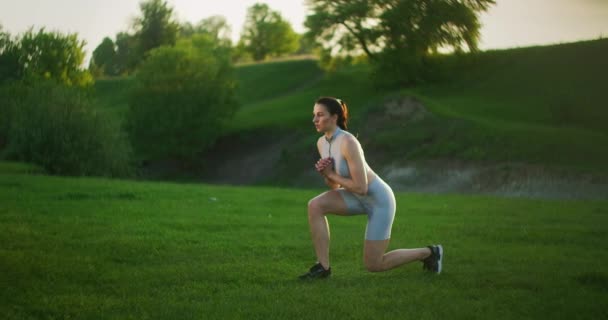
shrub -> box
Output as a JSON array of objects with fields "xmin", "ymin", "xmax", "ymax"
[
  {"xmin": 2, "ymin": 80, "xmax": 133, "ymax": 176},
  {"xmin": 1, "ymin": 27, "xmax": 93, "ymax": 87},
  {"xmin": 125, "ymin": 35, "xmax": 238, "ymax": 163}
]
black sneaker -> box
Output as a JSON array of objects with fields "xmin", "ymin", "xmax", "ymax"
[
  {"xmin": 422, "ymin": 244, "xmax": 443, "ymax": 274},
  {"xmin": 299, "ymin": 263, "xmax": 331, "ymax": 280}
]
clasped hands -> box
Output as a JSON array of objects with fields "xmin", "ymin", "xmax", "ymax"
[{"xmin": 315, "ymin": 157, "xmax": 334, "ymax": 177}]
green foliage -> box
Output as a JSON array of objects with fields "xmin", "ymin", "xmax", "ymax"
[
  {"xmin": 1, "ymin": 27, "xmax": 96, "ymax": 151},
  {"xmin": 134, "ymin": 0, "xmax": 179, "ymax": 55},
  {"xmin": 239, "ymin": 3, "xmax": 300, "ymax": 61},
  {"xmin": 18, "ymin": 28, "xmax": 93, "ymax": 86},
  {"xmin": 1, "ymin": 80, "xmax": 133, "ymax": 176},
  {"xmin": 0, "ymin": 27, "xmax": 92, "ymax": 86},
  {"xmin": 125, "ymin": 35, "xmax": 238, "ymax": 162},
  {"xmin": 90, "ymin": 37, "xmax": 118, "ymax": 76},
  {"xmin": 0, "ymin": 25, "xmax": 23, "ymax": 84},
  {"xmin": 0, "ymin": 85, "xmax": 12, "ymax": 149},
  {"xmin": 1, "ymin": 173, "xmax": 607, "ymax": 318},
  {"xmin": 0, "ymin": 161, "xmax": 45, "ymax": 174},
  {"xmin": 93, "ymin": 0, "xmax": 179, "ymax": 76},
  {"xmin": 232, "ymin": 40, "xmax": 253, "ymax": 63},
  {"xmin": 180, "ymin": 15, "xmax": 232, "ymax": 46},
  {"xmin": 92, "ymin": 77, "xmax": 135, "ymax": 122},
  {"xmin": 113, "ymin": 32, "xmax": 140, "ymax": 75},
  {"xmin": 295, "ymin": 32, "xmax": 316, "ymax": 55},
  {"xmin": 305, "ymin": 0, "xmax": 495, "ymax": 86}
]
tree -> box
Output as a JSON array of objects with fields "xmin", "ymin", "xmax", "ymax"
[
  {"xmin": 134, "ymin": 0, "xmax": 179, "ymax": 55},
  {"xmin": 113, "ymin": 32, "xmax": 139, "ymax": 75},
  {"xmin": 90, "ymin": 37, "xmax": 117, "ymax": 76},
  {"xmin": 2, "ymin": 27, "xmax": 92, "ymax": 86},
  {"xmin": 239, "ymin": 3, "xmax": 299, "ymax": 61},
  {"xmin": 305, "ymin": 0, "xmax": 495, "ymax": 85},
  {"xmin": 0, "ymin": 26, "xmax": 20, "ymax": 147},
  {"xmin": 196, "ymin": 15, "xmax": 232, "ymax": 45},
  {"xmin": 0, "ymin": 25, "xmax": 22, "ymax": 84},
  {"xmin": 180, "ymin": 15, "xmax": 232, "ymax": 46},
  {"xmin": 125, "ymin": 35, "xmax": 238, "ymax": 163},
  {"xmin": 2, "ymin": 80, "xmax": 133, "ymax": 176},
  {"xmin": 296, "ymin": 32, "xmax": 316, "ymax": 55}
]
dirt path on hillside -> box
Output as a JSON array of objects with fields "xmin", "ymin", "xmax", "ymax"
[
  {"xmin": 381, "ymin": 161, "xmax": 608, "ymax": 200},
  {"xmin": 201, "ymin": 131, "xmax": 301, "ymax": 185},
  {"xmin": 195, "ymin": 95, "xmax": 608, "ymax": 200},
  {"xmin": 199, "ymin": 135, "xmax": 608, "ymax": 200}
]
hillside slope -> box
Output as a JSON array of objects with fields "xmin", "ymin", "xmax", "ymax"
[
  {"xmin": 386, "ymin": 39, "xmax": 608, "ymax": 170},
  {"xmin": 91, "ymin": 40, "xmax": 608, "ymax": 197}
]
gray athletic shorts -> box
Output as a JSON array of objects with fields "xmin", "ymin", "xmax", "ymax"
[{"xmin": 337, "ymin": 177, "xmax": 396, "ymax": 240}]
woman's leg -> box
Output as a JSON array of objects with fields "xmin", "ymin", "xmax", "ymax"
[
  {"xmin": 307, "ymin": 190, "xmax": 350, "ymax": 269},
  {"xmin": 363, "ymin": 240, "xmax": 431, "ymax": 272},
  {"xmin": 360, "ymin": 177, "xmax": 432, "ymax": 272}
]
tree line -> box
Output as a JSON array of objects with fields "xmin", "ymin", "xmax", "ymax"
[
  {"xmin": 90, "ymin": 0, "xmax": 303, "ymax": 77},
  {"xmin": 0, "ymin": 0, "xmax": 494, "ymax": 177}
]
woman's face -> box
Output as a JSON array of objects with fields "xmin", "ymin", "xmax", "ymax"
[{"xmin": 312, "ymin": 103, "xmax": 337, "ymax": 133}]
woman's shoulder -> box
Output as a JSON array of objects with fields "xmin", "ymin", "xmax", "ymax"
[
  {"xmin": 339, "ymin": 131, "xmax": 362, "ymax": 149},
  {"xmin": 340, "ymin": 130, "xmax": 359, "ymax": 142}
]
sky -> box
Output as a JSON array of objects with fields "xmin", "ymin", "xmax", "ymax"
[{"xmin": 1, "ymin": 0, "xmax": 607, "ymax": 63}]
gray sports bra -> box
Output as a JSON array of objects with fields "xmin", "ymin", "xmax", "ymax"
[{"xmin": 319, "ymin": 127, "xmax": 369, "ymax": 178}]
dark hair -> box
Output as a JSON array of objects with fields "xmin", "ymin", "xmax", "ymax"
[{"xmin": 316, "ymin": 96, "xmax": 349, "ymax": 130}]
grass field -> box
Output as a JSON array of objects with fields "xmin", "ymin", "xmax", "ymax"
[
  {"xmin": 2, "ymin": 170, "xmax": 607, "ymax": 319},
  {"xmin": 3, "ymin": 33, "xmax": 608, "ymax": 320}
]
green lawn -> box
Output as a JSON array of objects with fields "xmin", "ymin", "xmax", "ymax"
[{"xmin": 2, "ymin": 172, "xmax": 606, "ymax": 319}]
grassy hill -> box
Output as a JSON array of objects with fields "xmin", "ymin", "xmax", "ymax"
[
  {"xmin": 414, "ymin": 39, "xmax": 608, "ymax": 132},
  {"xmin": 234, "ymin": 58, "xmax": 324, "ymax": 105},
  {"xmin": 396, "ymin": 39, "xmax": 608, "ymax": 169},
  {"xmin": 91, "ymin": 39, "xmax": 608, "ymax": 181},
  {"xmin": 1, "ymin": 167, "xmax": 607, "ymax": 318}
]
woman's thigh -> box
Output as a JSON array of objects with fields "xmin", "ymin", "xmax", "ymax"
[{"xmin": 309, "ymin": 189, "xmax": 357, "ymax": 216}]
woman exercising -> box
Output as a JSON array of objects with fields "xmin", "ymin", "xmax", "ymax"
[{"xmin": 299, "ymin": 97, "xmax": 443, "ymax": 280}]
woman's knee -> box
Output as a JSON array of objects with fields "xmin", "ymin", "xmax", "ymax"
[
  {"xmin": 307, "ymin": 197, "xmax": 324, "ymax": 216},
  {"xmin": 364, "ymin": 240, "xmax": 390, "ymax": 272},
  {"xmin": 364, "ymin": 258, "xmax": 384, "ymax": 272}
]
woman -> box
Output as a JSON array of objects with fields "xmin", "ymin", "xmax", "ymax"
[{"xmin": 299, "ymin": 97, "xmax": 443, "ymax": 280}]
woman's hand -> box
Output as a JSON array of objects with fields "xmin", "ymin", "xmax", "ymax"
[
  {"xmin": 315, "ymin": 157, "xmax": 333, "ymax": 175},
  {"xmin": 316, "ymin": 158, "xmax": 339, "ymax": 189},
  {"xmin": 320, "ymin": 162, "xmax": 335, "ymax": 177}
]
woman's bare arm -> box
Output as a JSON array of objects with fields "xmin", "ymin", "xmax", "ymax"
[{"xmin": 324, "ymin": 176, "xmax": 340, "ymax": 189}]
